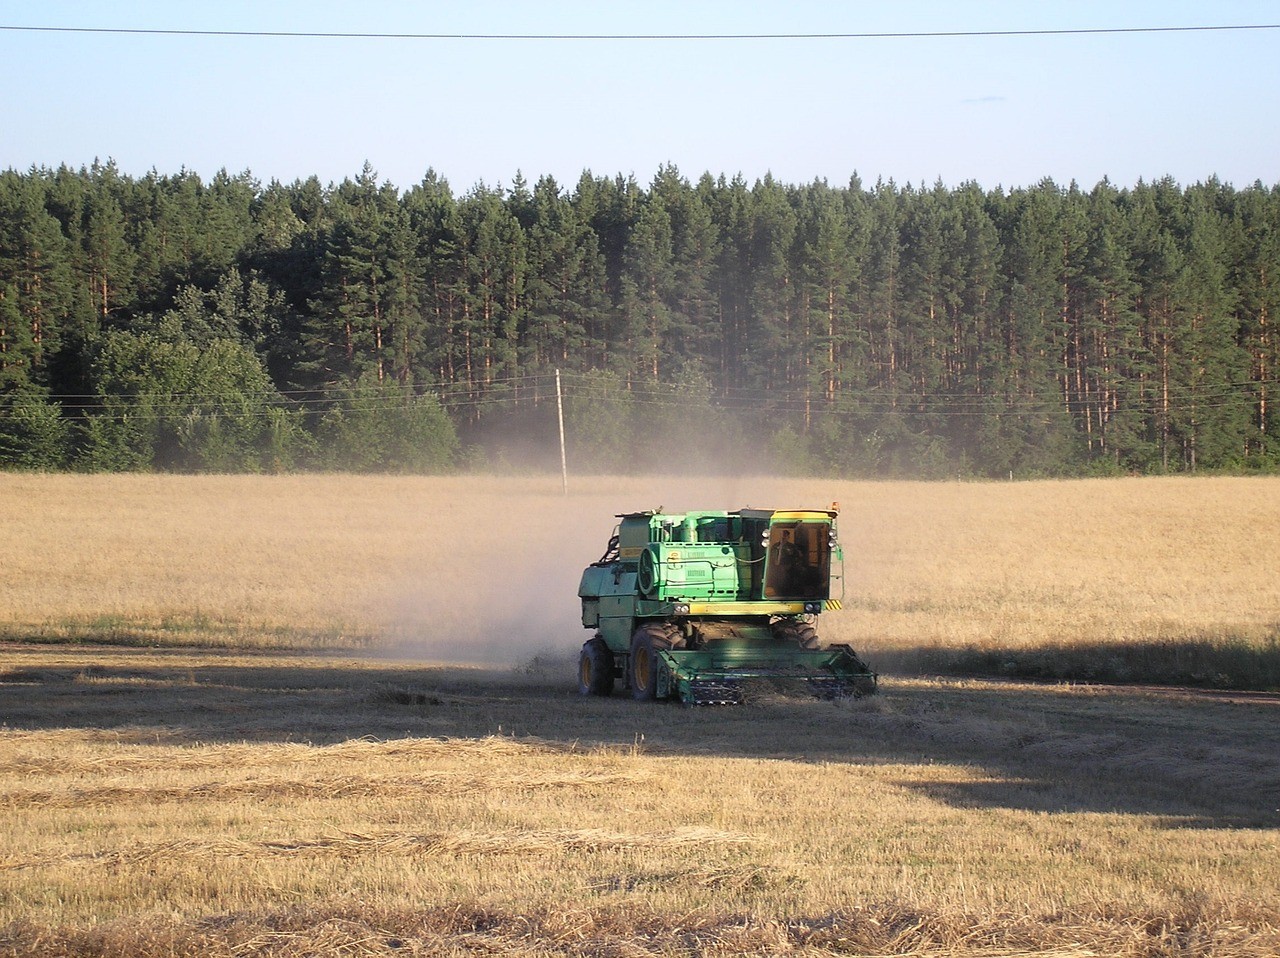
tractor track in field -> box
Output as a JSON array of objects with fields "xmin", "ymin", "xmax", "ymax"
[
  {"xmin": 973, "ymin": 673, "xmax": 1280, "ymax": 706},
  {"xmin": 1117, "ymin": 683, "xmax": 1280, "ymax": 706}
]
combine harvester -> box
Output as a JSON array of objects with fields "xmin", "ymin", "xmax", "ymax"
[{"xmin": 577, "ymin": 506, "xmax": 877, "ymax": 705}]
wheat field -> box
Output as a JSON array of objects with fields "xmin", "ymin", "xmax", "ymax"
[
  {"xmin": 0, "ymin": 473, "xmax": 1277, "ymax": 681},
  {"xmin": 1, "ymin": 474, "xmax": 1278, "ymax": 955}
]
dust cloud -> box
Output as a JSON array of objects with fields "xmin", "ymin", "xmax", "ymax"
[
  {"xmin": 376, "ymin": 474, "xmax": 832, "ymax": 671},
  {"xmin": 383, "ymin": 500, "xmax": 595, "ymax": 668}
]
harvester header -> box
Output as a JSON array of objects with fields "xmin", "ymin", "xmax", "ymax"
[{"xmin": 577, "ymin": 506, "xmax": 876, "ymax": 705}]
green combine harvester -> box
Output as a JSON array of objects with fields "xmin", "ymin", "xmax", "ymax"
[{"xmin": 577, "ymin": 506, "xmax": 877, "ymax": 705}]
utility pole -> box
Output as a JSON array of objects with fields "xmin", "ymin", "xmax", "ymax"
[{"xmin": 555, "ymin": 368, "xmax": 568, "ymax": 496}]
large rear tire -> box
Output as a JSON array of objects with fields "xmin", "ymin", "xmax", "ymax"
[
  {"xmin": 629, "ymin": 622, "xmax": 683, "ymax": 701},
  {"xmin": 578, "ymin": 635, "xmax": 615, "ymax": 697}
]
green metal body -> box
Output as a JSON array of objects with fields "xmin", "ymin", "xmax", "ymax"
[{"xmin": 577, "ymin": 507, "xmax": 877, "ymax": 704}]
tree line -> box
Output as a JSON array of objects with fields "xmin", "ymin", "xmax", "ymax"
[{"xmin": 1, "ymin": 159, "xmax": 1276, "ymax": 476}]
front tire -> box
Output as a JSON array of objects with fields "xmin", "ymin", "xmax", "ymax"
[
  {"xmin": 772, "ymin": 618, "xmax": 821, "ymax": 650},
  {"xmin": 629, "ymin": 622, "xmax": 682, "ymax": 701},
  {"xmin": 578, "ymin": 635, "xmax": 615, "ymax": 696}
]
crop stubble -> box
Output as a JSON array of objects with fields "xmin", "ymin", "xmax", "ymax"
[
  {"xmin": 0, "ymin": 474, "xmax": 1278, "ymax": 955},
  {"xmin": 1, "ymin": 642, "xmax": 1278, "ymax": 956}
]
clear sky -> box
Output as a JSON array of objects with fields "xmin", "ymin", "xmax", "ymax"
[{"xmin": 2, "ymin": 0, "xmax": 1278, "ymax": 193}]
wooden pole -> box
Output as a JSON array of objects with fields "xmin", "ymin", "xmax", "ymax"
[{"xmin": 555, "ymin": 368, "xmax": 568, "ymax": 496}]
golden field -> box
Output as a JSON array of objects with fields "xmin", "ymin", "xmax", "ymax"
[
  {"xmin": 1, "ymin": 647, "xmax": 1278, "ymax": 956},
  {"xmin": 0, "ymin": 473, "xmax": 1277, "ymax": 682},
  {"xmin": 1, "ymin": 474, "xmax": 1279, "ymax": 955}
]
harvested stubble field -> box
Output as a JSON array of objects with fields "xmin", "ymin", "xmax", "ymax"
[{"xmin": 1, "ymin": 473, "xmax": 1279, "ymax": 956}]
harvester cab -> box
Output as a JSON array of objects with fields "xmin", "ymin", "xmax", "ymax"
[{"xmin": 577, "ymin": 505, "xmax": 877, "ymax": 705}]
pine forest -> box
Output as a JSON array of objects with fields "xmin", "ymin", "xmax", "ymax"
[{"xmin": 1, "ymin": 160, "xmax": 1277, "ymax": 477}]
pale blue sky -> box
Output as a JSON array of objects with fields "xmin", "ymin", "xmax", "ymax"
[{"xmin": 2, "ymin": 1, "xmax": 1278, "ymax": 192}]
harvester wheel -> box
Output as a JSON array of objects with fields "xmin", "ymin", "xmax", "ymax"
[
  {"xmin": 773, "ymin": 618, "xmax": 821, "ymax": 650},
  {"xmin": 629, "ymin": 622, "xmax": 683, "ymax": 701},
  {"xmin": 578, "ymin": 636, "xmax": 615, "ymax": 697}
]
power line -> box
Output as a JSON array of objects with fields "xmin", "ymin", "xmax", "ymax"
[
  {"xmin": 18, "ymin": 373, "xmax": 1277, "ymax": 409},
  {"xmin": 2, "ymin": 23, "xmax": 1278, "ymax": 41},
  {"xmin": 5, "ymin": 375, "xmax": 1275, "ymax": 422}
]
